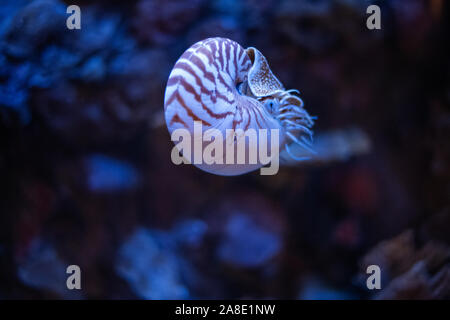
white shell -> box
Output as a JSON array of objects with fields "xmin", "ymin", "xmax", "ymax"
[{"xmin": 164, "ymin": 37, "xmax": 314, "ymax": 175}]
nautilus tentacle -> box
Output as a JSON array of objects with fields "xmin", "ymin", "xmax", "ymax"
[{"xmin": 164, "ymin": 37, "xmax": 315, "ymax": 176}]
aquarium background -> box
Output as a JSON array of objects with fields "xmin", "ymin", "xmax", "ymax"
[{"xmin": 0, "ymin": 0, "xmax": 449, "ymax": 299}]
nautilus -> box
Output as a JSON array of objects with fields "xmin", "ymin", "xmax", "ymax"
[{"xmin": 164, "ymin": 37, "xmax": 315, "ymax": 176}]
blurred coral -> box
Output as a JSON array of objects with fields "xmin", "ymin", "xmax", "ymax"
[
  {"xmin": 116, "ymin": 228, "xmax": 189, "ymax": 299},
  {"xmin": 359, "ymin": 221, "xmax": 450, "ymax": 299}
]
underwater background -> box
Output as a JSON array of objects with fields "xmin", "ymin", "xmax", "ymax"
[{"xmin": 0, "ymin": 0, "xmax": 449, "ymax": 299}]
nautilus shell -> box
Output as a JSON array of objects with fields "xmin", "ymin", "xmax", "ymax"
[{"xmin": 164, "ymin": 37, "xmax": 314, "ymax": 176}]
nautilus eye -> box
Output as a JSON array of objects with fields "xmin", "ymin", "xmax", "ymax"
[
  {"xmin": 263, "ymin": 99, "xmax": 279, "ymax": 114},
  {"xmin": 164, "ymin": 37, "xmax": 315, "ymax": 176}
]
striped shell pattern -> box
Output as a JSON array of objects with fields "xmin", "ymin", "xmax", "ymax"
[{"xmin": 164, "ymin": 37, "xmax": 314, "ymax": 175}]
